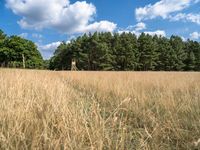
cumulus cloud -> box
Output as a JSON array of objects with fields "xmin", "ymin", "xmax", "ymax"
[
  {"xmin": 6, "ymin": 0, "xmax": 117, "ymax": 34},
  {"xmin": 118, "ymin": 26, "xmax": 139, "ymax": 36},
  {"xmin": 170, "ymin": 13, "xmax": 200, "ymax": 25},
  {"xmin": 80, "ymin": 21, "xmax": 117, "ymax": 33},
  {"xmin": 37, "ymin": 41, "xmax": 63, "ymax": 59},
  {"xmin": 134, "ymin": 22, "xmax": 146, "ymax": 31},
  {"xmin": 118, "ymin": 22, "xmax": 146, "ymax": 35},
  {"xmin": 190, "ymin": 32, "xmax": 200, "ymax": 39},
  {"xmin": 37, "ymin": 41, "xmax": 62, "ymax": 52},
  {"xmin": 118, "ymin": 22, "xmax": 165, "ymax": 37},
  {"xmin": 135, "ymin": 0, "xmax": 197, "ymax": 21}
]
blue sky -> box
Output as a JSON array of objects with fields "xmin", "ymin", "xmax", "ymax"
[{"xmin": 0, "ymin": 0, "xmax": 200, "ymax": 59}]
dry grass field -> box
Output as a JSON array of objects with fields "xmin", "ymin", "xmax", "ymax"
[{"xmin": 0, "ymin": 69, "xmax": 200, "ymax": 149}]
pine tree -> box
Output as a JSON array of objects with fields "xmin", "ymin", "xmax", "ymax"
[
  {"xmin": 112, "ymin": 32, "xmax": 138, "ymax": 70},
  {"xmin": 138, "ymin": 33, "xmax": 157, "ymax": 71},
  {"xmin": 170, "ymin": 36, "xmax": 186, "ymax": 71},
  {"xmin": 48, "ymin": 31, "xmax": 200, "ymax": 71},
  {"xmin": 187, "ymin": 51, "xmax": 196, "ymax": 71},
  {"xmin": 191, "ymin": 41, "xmax": 200, "ymax": 71},
  {"xmin": 155, "ymin": 37, "xmax": 176, "ymax": 71},
  {"xmin": 184, "ymin": 40, "xmax": 200, "ymax": 71}
]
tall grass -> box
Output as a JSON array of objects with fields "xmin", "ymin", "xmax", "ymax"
[{"xmin": 0, "ymin": 69, "xmax": 200, "ymax": 149}]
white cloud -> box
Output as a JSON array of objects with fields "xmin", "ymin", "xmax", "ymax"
[
  {"xmin": 144, "ymin": 30, "xmax": 166, "ymax": 37},
  {"xmin": 181, "ymin": 36, "xmax": 187, "ymax": 41},
  {"xmin": 118, "ymin": 22, "xmax": 165, "ymax": 37},
  {"xmin": 190, "ymin": 32, "xmax": 200, "ymax": 39},
  {"xmin": 6, "ymin": 0, "xmax": 117, "ymax": 34},
  {"xmin": 118, "ymin": 22, "xmax": 146, "ymax": 35},
  {"xmin": 134, "ymin": 22, "xmax": 146, "ymax": 31},
  {"xmin": 118, "ymin": 27, "xmax": 166, "ymax": 37},
  {"xmin": 117, "ymin": 26, "xmax": 139, "ymax": 36},
  {"xmin": 18, "ymin": 32, "xmax": 28, "ymax": 38},
  {"xmin": 135, "ymin": 0, "xmax": 196, "ymax": 21},
  {"xmin": 37, "ymin": 41, "xmax": 62, "ymax": 52},
  {"xmin": 170, "ymin": 13, "xmax": 200, "ymax": 25},
  {"xmin": 37, "ymin": 41, "xmax": 62, "ymax": 59},
  {"xmin": 79, "ymin": 21, "xmax": 117, "ymax": 33}
]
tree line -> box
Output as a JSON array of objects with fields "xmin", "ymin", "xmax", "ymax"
[
  {"xmin": 0, "ymin": 28, "xmax": 200, "ymax": 71},
  {"xmin": 0, "ymin": 29, "xmax": 44, "ymax": 69},
  {"xmin": 49, "ymin": 32, "xmax": 200, "ymax": 71}
]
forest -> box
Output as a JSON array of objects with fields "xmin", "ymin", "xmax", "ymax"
[
  {"xmin": 0, "ymin": 29, "xmax": 200, "ymax": 71},
  {"xmin": 49, "ymin": 32, "xmax": 200, "ymax": 71}
]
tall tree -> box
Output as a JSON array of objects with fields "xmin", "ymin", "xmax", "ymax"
[
  {"xmin": 187, "ymin": 41, "xmax": 200, "ymax": 71},
  {"xmin": 138, "ymin": 33, "xmax": 157, "ymax": 71},
  {"xmin": 0, "ymin": 30, "xmax": 9, "ymax": 67},
  {"xmin": 155, "ymin": 37, "xmax": 176, "ymax": 71},
  {"xmin": 1, "ymin": 35, "xmax": 43, "ymax": 68},
  {"xmin": 113, "ymin": 32, "xmax": 138, "ymax": 70},
  {"xmin": 49, "ymin": 42, "xmax": 72, "ymax": 70},
  {"xmin": 169, "ymin": 36, "xmax": 186, "ymax": 71}
]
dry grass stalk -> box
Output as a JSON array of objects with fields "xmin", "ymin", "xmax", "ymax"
[{"xmin": 0, "ymin": 69, "xmax": 200, "ymax": 149}]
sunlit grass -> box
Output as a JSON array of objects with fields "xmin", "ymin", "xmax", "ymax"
[{"xmin": 0, "ymin": 69, "xmax": 200, "ymax": 149}]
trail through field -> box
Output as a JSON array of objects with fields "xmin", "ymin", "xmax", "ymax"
[{"xmin": 0, "ymin": 69, "xmax": 200, "ymax": 150}]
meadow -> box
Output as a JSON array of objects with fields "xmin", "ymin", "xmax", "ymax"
[{"xmin": 0, "ymin": 69, "xmax": 200, "ymax": 149}]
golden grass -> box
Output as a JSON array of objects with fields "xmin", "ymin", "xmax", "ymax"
[{"xmin": 0, "ymin": 69, "xmax": 200, "ymax": 149}]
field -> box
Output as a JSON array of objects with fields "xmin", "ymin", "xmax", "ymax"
[{"xmin": 0, "ymin": 69, "xmax": 200, "ymax": 149}]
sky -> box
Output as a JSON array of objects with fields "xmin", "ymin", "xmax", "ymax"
[{"xmin": 0, "ymin": 0, "xmax": 200, "ymax": 59}]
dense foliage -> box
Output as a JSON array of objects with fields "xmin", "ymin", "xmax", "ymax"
[
  {"xmin": 0, "ymin": 29, "xmax": 44, "ymax": 69},
  {"xmin": 50, "ymin": 32, "xmax": 200, "ymax": 71}
]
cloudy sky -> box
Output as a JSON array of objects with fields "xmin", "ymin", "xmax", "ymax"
[{"xmin": 0, "ymin": 0, "xmax": 200, "ymax": 59}]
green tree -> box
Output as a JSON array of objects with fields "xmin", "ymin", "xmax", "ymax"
[
  {"xmin": 1, "ymin": 35, "xmax": 43, "ymax": 68},
  {"xmin": 113, "ymin": 32, "xmax": 138, "ymax": 70},
  {"xmin": 169, "ymin": 36, "xmax": 186, "ymax": 71},
  {"xmin": 188, "ymin": 41, "xmax": 200, "ymax": 71},
  {"xmin": 155, "ymin": 37, "xmax": 176, "ymax": 71},
  {"xmin": 49, "ymin": 42, "xmax": 72, "ymax": 70},
  {"xmin": 138, "ymin": 33, "xmax": 157, "ymax": 71},
  {"xmin": 187, "ymin": 51, "xmax": 196, "ymax": 71},
  {"xmin": 49, "ymin": 31, "xmax": 200, "ymax": 71}
]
